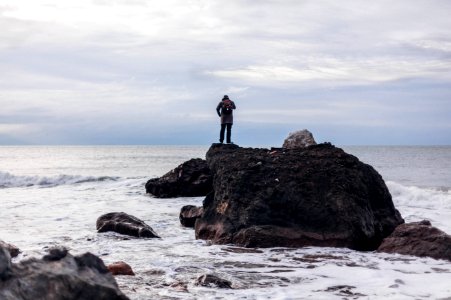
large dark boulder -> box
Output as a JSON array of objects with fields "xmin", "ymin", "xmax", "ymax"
[
  {"xmin": 97, "ymin": 212, "xmax": 160, "ymax": 238},
  {"xmin": 0, "ymin": 246, "xmax": 129, "ymax": 300},
  {"xmin": 146, "ymin": 158, "xmax": 212, "ymax": 198},
  {"xmin": 195, "ymin": 143, "xmax": 404, "ymax": 250},
  {"xmin": 378, "ymin": 220, "xmax": 451, "ymax": 261},
  {"xmin": 179, "ymin": 205, "xmax": 204, "ymax": 227}
]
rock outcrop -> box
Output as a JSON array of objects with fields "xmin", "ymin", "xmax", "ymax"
[
  {"xmin": 282, "ymin": 129, "xmax": 317, "ymax": 149},
  {"xmin": 195, "ymin": 143, "xmax": 404, "ymax": 250},
  {"xmin": 0, "ymin": 245, "xmax": 129, "ymax": 300},
  {"xmin": 146, "ymin": 158, "xmax": 212, "ymax": 198},
  {"xmin": 0, "ymin": 240, "xmax": 20, "ymax": 258},
  {"xmin": 179, "ymin": 205, "xmax": 204, "ymax": 227},
  {"xmin": 97, "ymin": 212, "xmax": 160, "ymax": 238},
  {"xmin": 378, "ymin": 220, "xmax": 451, "ymax": 261}
]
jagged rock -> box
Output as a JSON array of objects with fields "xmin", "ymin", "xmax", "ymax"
[
  {"xmin": 282, "ymin": 129, "xmax": 317, "ymax": 149},
  {"xmin": 378, "ymin": 220, "xmax": 451, "ymax": 261},
  {"xmin": 97, "ymin": 212, "xmax": 160, "ymax": 238},
  {"xmin": 0, "ymin": 240, "xmax": 20, "ymax": 258},
  {"xmin": 0, "ymin": 245, "xmax": 129, "ymax": 300},
  {"xmin": 195, "ymin": 143, "xmax": 404, "ymax": 250},
  {"xmin": 146, "ymin": 158, "xmax": 212, "ymax": 198},
  {"xmin": 196, "ymin": 274, "xmax": 232, "ymax": 289},
  {"xmin": 107, "ymin": 261, "xmax": 135, "ymax": 276},
  {"xmin": 179, "ymin": 205, "xmax": 204, "ymax": 227}
]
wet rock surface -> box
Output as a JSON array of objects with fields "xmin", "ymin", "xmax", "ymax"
[
  {"xmin": 97, "ymin": 212, "xmax": 160, "ymax": 238},
  {"xmin": 179, "ymin": 205, "xmax": 204, "ymax": 227},
  {"xmin": 146, "ymin": 158, "xmax": 212, "ymax": 198},
  {"xmin": 0, "ymin": 240, "xmax": 20, "ymax": 258},
  {"xmin": 195, "ymin": 143, "xmax": 404, "ymax": 250},
  {"xmin": 378, "ymin": 220, "xmax": 451, "ymax": 261},
  {"xmin": 108, "ymin": 261, "xmax": 135, "ymax": 276},
  {"xmin": 196, "ymin": 274, "xmax": 232, "ymax": 289},
  {"xmin": 0, "ymin": 245, "xmax": 129, "ymax": 300}
]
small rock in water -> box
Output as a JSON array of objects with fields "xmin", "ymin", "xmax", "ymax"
[
  {"xmin": 378, "ymin": 220, "xmax": 451, "ymax": 261},
  {"xmin": 196, "ymin": 274, "xmax": 232, "ymax": 289},
  {"xmin": 107, "ymin": 261, "xmax": 135, "ymax": 276},
  {"xmin": 96, "ymin": 212, "xmax": 160, "ymax": 238}
]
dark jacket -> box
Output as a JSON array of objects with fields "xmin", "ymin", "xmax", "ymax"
[{"xmin": 216, "ymin": 100, "xmax": 236, "ymax": 124}]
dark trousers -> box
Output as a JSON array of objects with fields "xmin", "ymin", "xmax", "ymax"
[{"xmin": 220, "ymin": 123, "xmax": 232, "ymax": 143}]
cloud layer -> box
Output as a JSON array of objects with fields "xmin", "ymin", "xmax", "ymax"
[{"xmin": 0, "ymin": 0, "xmax": 450, "ymax": 145}]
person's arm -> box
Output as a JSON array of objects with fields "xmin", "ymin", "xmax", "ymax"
[
  {"xmin": 232, "ymin": 101, "xmax": 236, "ymax": 109},
  {"xmin": 216, "ymin": 102, "xmax": 222, "ymax": 117}
]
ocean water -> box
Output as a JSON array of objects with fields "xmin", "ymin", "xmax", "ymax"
[{"xmin": 0, "ymin": 145, "xmax": 450, "ymax": 299}]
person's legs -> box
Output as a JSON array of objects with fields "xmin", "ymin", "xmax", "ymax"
[
  {"xmin": 226, "ymin": 123, "xmax": 232, "ymax": 143},
  {"xmin": 219, "ymin": 124, "xmax": 226, "ymax": 143}
]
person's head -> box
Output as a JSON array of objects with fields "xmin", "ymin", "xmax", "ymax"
[{"xmin": 222, "ymin": 95, "xmax": 229, "ymax": 101}]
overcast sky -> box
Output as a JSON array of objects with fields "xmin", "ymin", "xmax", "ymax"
[{"xmin": 1, "ymin": 0, "xmax": 450, "ymax": 145}]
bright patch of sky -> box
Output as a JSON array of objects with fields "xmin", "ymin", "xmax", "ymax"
[{"xmin": 0, "ymin": 0, "xmax": 450, "ymax": 145}]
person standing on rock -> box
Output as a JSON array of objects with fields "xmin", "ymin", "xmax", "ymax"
[{"xmin": 216, "ymin": 95, "xmax": 236, "ymax": 144}]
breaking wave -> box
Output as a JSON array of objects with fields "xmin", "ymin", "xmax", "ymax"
[
  {"xmin": 0, "ymin": 171, "xmax": 120, "ymax": 188},
  {"xmin": 387, "ymin": 181, "xmax": 451, "ymax": 233}
]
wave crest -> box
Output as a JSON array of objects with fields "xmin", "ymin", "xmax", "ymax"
[{"xmin": 0, "ymin": 171, "xmax": 119, "ymax": 188}]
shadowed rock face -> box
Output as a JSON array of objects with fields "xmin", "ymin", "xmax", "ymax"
[
  {"xmin": 0, "ymin": 240, "xmax": 20, "ymax": 258},
  {"xmin": 97, "ymin": 212, "xmax": 160, "ymax": 238},
  {"xmin": 378, "ymin": 220, "xmax": 451, "ymax": 261},
  {"xmin": 179, "ymin": 205, "xmax": 204, "ymax": 228},
  {"xmin": 0, "ymin": 246, "xmax": 129, "ymax": 300},
  {"xmin": 146, "ymin": 158, "xmax": 212, "ymax": 198},
  {"xmin": 195, "ymin": 143, "xmax": 404, "ymax": 250}
]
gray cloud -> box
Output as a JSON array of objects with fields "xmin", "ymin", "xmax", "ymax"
[{"xmin": 0, "ymin": 0, "xmax": 450, "ymax": 145}]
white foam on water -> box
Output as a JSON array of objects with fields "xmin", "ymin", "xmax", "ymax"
[
  {"xmin": 0, "ymin": 171, "xmax": 120, "ymax": 188},
  {"xmin": 1, "ymin": 144, "xmax": 450, "ymax": 299},
  {"xmin": 388, "ymin": 181, "xmax": 451, "ymax": 233}
]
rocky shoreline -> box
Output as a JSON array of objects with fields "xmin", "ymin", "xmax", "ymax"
[
  {"xmin": 2, "ymin": 130, "xmax": 450, "ymax": 299},
  {"xmin": 147, "ymin": 130, "xmax": 451, "ymax": 260}
]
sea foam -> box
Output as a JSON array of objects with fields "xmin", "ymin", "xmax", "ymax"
[
  {"xmin": 0, "ymin": 171, "xmax": 119, "ymax": 188},
  {"xmin": 388, "ymin": 181, "xmax": 451, "ymax": 233}
]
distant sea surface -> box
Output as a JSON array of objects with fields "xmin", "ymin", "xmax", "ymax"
[{"xmin": 1, "ymin": 145, "xmax": 450, "ymax": 299}]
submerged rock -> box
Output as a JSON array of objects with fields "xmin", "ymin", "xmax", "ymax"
[
  {"xmin": 0, "ymin": 240, "xmax": 20, "ymax": 258},
  {"xmin": 0, "ymin": 245, "xmax": 129, "ymax": 300},
  {"xmin": 378, "ymin": 220, "xmax": 451, "ymax": 261},
  {"xmin": 195, "ymin": 143, "xmax": 404, "ymax": 250},
  {"xmin": 282, "ymin": 129, "xmax": 317, "ymax": 149},
  {"xmin": 179, "ymin": 205, "xmax": 204, "ymax": 227},
  {"xmin": 107, "ymin": 261, "xmax": 135, "ymax": 276},
  {"xmin": 196, "ymin": 274, "xmax": 232, "ymax": 289},
  {"xmin": 97, "ymin": 212, "xmax": 160, "ymax": 238},
  {"xmin": 146, "ymin": 158, "xmax": 212, "ymax": 198}
]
